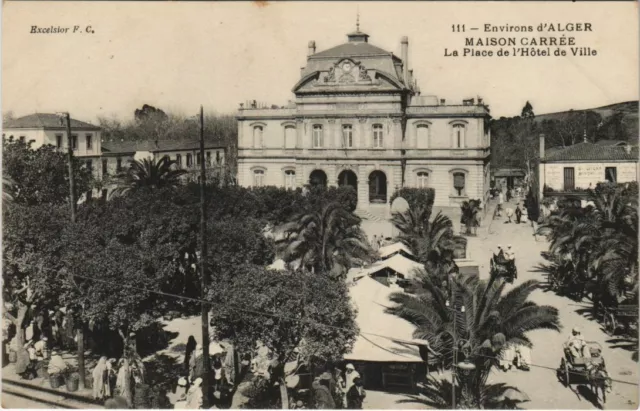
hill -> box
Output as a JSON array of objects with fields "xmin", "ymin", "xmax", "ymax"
[
  {"xmin": 490, "ymin": 100, "xmax": 638, "ymax": 170},
  {"xmin": 534, "ymin": 101, "xmax": 638, "ymax": 139}
]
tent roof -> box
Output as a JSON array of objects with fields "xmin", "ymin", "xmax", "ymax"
[
  {"xmin": 345, "ymin": 276, "xmax": 422, "ymax": 363},
  {"xmin": 363, "ymin": 254, "xmax": 424, "ymax": 279},
  {"xmin": 378, "ymin": 242, "xmax": 414, "ymax": 259}
]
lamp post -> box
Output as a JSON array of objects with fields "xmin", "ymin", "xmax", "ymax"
[{"xmin": 445, "ymin": 298, "xmax": 466, "ymax": 409}]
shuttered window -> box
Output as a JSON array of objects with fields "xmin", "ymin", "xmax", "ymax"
[{"xmin": 563, "ymin": 167, "xmax": 575, "ymax": 190}]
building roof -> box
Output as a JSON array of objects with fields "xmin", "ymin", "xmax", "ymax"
[
  {"xmin": 594, "ymin": 139, "xmax": 632, "ymax": 146},
  {"xmin": 3, "ymin": 113, "xmax": 101, "ymax": 130},
  {"xmin": 543, "ymin": 141, "xmax": 639, "ymax": 162},
  {"xmin": 378, "ymin": 242, "xmax": 414, "ymax": 259},
  {"xmin": 345, "ymin": 276, "xmax": 422, "ymax": 363},
  {"xmin": 492, "ymin": 168, "xmax": 526, "ymax": 178},
  {"xmin": 101, "ymin": 139, "xmax": 226, "ymax": 155},
  {"xmin": 361, "ymin": 254, "xmax": 424, "ymax": 279},
  {"xmin": 302, "ymin": 31, "xmax": 405, "ymax": 86}
]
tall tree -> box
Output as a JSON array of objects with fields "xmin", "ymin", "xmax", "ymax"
[
  {"xmin": 209, "ymin": 264, "xmax": 358, "ymax": 409},
  {"xmin": 388, "ymin": 271, "xmax": 561, "ymax": 408},
  {"xmin": 278, "ymin": 203, "xmax": 372, "ymax": 278},
  {"xmin": 391, "ymin": 206, "xmax": 465, "ymax": 266}
]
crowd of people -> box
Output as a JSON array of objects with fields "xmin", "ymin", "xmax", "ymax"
[{"xmin": 311, "ymin": 363, "xmax": 366, "ymax": 409}]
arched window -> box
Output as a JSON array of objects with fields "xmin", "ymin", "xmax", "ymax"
[
  {"xmin": 312, "ymin": 125, "xmax": 324, "ymax": 148},
  {"xmin": 416, "ymin": 171, "xmax": 429, "ymax": 188},
  {"xmin": 453, "ymin": 172, "xmax": 466, "ymax": 196},
  {"xmin": 253, "ymin": 125, "xmax": 264, "ymax": 148},
  {"xmin": 372, "ymin": 124, "xmax": 384, "ymax": 148},
  {"xmin": 342, "ymin": 125, "xmax": 353, "ymax": 148},
  {"xmin": 176, "ymin": 154, "xmax": 182, "ymax": 167},
  {"xmin": 284, "ymin": 125, "xmax": 296, "ymax": 149},
  {"xmin": 284, "ymin": 169, "xmax": 296, "ymax": 190},
  {"xmin": 452, "ymin": 124, "xmax": 466, "ymax": 148},
  {"xmin": 186, "ymin": 153, "xmax": 193, "ymax": 167},
  {"xmin": 416, "ymin": 124, "xmax": 430, "ymax": 149},
  {"xmin": 253, "ymin": 169, "xmax": 265, "ymax": 187}
]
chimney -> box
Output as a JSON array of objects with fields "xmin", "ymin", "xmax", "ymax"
[
  {"xmin": 308, "ymin": 40, "xmax": 316, "ymax": 56},
  {"xmin": 300, "ymin": 67, "xmax": 305, "ymax": 76},
  {"xmin": 539, "ymin": 134, "xmax": 545, "ymax": 159},
  {"xmin": 440, "ymin": 99, "xmax": 446, "ymax": 105},
  {"xmin": 401, "ymin": 36, "xmax": 409, "ymax": 87}
]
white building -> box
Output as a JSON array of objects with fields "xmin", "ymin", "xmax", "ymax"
[
  {"xmin": 236, "ymin": 28, "xmax": 491, "ymax": 216},
  {"xmin": 538, "ymin": 136, "xmax": 639, "ymax": 197},
  {"xmin": 3, "ymin": 113, "xmax": 103, "ymax": 171}
]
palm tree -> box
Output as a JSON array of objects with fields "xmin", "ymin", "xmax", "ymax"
[
  {"xmin": 387, "ymin": 270, "xmax": 561, "ymax": 408},
  {"xmin": 110, "ymin": 156, "xmax": 187, "ymax": 198},
  {"xmin": 537, "ymin": 182, "xmax": 638, "ymax": 313},
  {"xmin": 277, "ymin": 203, "xmax": 372, "ymax": 278},
  {"xmin": 391, "ymin": 206, "xmax": 466, "ymax": 266},
  {"xmin": 460, "ymin": 199, "xmax": 481, "ymax": 236}
]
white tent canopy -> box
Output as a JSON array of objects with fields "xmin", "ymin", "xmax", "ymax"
[
  {"xmin": 345, "ymin": 276, "xmax": 422, "ymax": 363},
  {"xmin": 378, "ymin": 242, "xmax": 414, "ymax": 259},
  {"xmin": 362, "ymin": 253, "xmax": 424, "ymax": 280}
]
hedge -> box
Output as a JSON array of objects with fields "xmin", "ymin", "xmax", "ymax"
[{"xmin": 390, "ymin": 188, "xmax": 435, "ymax": 213}]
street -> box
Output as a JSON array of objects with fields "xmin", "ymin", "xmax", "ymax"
[{"xmin": 470, "ymin": 199, "xmax": 639, "ymax": 409}]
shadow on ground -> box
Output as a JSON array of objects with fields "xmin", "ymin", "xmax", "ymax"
[{"xmin": 137, "ymin": 322, "xmax": 180, "ymax": 358}]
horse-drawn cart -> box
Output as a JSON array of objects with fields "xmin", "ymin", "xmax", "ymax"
[
  {"xmin": 602, "ymin": 304, "xmax": 638, "ymax": 336},
  {"xmin": 557, "ymin": 341, "xmax": 611, "ymax": 404}
]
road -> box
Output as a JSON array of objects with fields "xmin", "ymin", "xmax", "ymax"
[{"xmin": 469, "ymin": 198, "xmax": 639, "ymax": 410}]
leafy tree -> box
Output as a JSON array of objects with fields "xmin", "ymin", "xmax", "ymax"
[
  {"xmin": 3, "ymin": 203, "xmax": 69, "ymax": 349},
  {"xmin": 111, "ymin": 157, "xmax": 187, "ymax": 197},
  {"xmin": 521, "ymin": 101, "xmax": 535, "ymax": 118},
  {"xmin": 209, "ymin": 264, "xmax": 358, "ymax": 409},
  {"xmin": 2, "ymin": 139, "xmax": 93, "ymax": 205},
  {"xmin": 387, "ymin": 271, "xmax": 561, "ymax": 408},
  {"xmin": 134, "ymin": 104, "xmax": 168, "ymax": 123},
  {"xmin": 278, "ymin": 203, "xmax": 372, "ymax": 278}
]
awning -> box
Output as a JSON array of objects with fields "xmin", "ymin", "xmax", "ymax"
[
  {"xmin": 362, "ymin": 254, "xmax": 424, "ymax": 279},
  {"xmin": 345, "ymin": 276, "xmax": 423, "ymax": 363},
  {"xmin": 378, "ymin": 242, "xmax": 414, "ymax": 259}
]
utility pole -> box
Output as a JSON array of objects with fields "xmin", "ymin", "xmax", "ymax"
[
  {"xmin": 198, "ymin": 105, "xmax": 211, "ymax": 407},
  {"xmin": 63, "ymin": 112, "xmax": 85, "ymax": 389}
]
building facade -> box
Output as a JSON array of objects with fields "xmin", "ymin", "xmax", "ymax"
[
  {"xmin": 3, "ymin": 113, "xmax": 228, "ymax": 198},
  {"xmin": 237, "ymin": 29, "xmax": 491, "ymax": 212},
  {"xmin": 538, "ymin": 136, "xmax": 639, "ymax": 198},
  {"xmin": 3, "ymin": 113, "xmax": 103, "ymax": 171}
]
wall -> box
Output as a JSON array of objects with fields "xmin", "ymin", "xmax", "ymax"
[
  {"xmin": 43, "ymin": 129, "xmax": 102, "ymax": 157},
  {"xmin": 541, "ymin": 161, "xmax": 638, "ymax": 191},
  {"xmin": 406, "ymin": 117, "xmax": 486, "ymax": 149}
]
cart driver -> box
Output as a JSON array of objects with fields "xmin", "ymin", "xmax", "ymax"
[{"xmin": 566, "ymin": 327, "xmax": 587, "ymax": 361}]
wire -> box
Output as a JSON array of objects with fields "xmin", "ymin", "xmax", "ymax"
[{"xmin": 16, "ymin": 270, "xmax": 639, "ymax": 387}]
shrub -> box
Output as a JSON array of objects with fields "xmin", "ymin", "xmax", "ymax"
[{"xmin": 390, "ymin": 188, "xmax": 435, "ymax": 212}]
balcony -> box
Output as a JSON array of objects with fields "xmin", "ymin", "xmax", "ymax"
[
  {"xmin": 238, "ymin": 147, "xmax": 490, "ymax": 160},
  {"xmin": 406, "ymin": 105, "xmax": 490, "ymax": 116}
]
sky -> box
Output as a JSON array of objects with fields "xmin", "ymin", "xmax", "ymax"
[{"xmin": 2, "ymin": 1, "xmax": 638, "ymax": 124}]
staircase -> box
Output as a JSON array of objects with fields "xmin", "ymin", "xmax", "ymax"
[{"xmin": 355, "ymin": 205, "xmax": 388, "ymax": 222}]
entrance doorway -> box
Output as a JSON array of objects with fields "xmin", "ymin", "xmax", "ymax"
[
  {"xmin": 368, "ymin": 170, "xmax": 387, "ymax": 203},
  {"xmin": 338, "ymin": 170, "xmax": 358, "ymax": 192},
  {"xmin": 309, "ymin": 169, "xmax": 328, "ymax": 187}
]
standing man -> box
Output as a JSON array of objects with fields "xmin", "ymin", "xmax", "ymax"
[
  {"xmin": 343, "ymin": 364, "xmax": 360, "ymax": 407},
  {"xmin": 515, "ymin": 204, "xmax": 522, "ymax": 224},
  {"xmin": 497, "ymin": 191, "xmax": 504, "ymax": 216}
]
